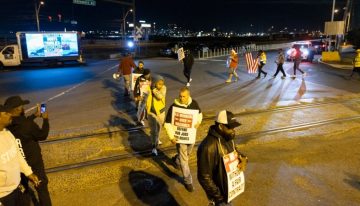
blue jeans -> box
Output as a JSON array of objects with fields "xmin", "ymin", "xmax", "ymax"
[{"xmin": 175, "ymin": 143, "xmax": 194, "ymax": 184}]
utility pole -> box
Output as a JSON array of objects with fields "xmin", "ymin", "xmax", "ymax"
[
  {"xmin": 331, "ymin": 0, "xmax": 336, "ymax": 22},
  {"xmin": 343, "ymin": 0, "xmax": 353, "ymax": 33}
]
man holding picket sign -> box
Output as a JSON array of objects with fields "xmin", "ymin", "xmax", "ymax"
[
  {"xmin": 133, "ymin": 69, "xmax": 152, "ymax": 126},
  {"xmin": 164, "ymin": 87, "xmax": 202, "ymax": 192},
  {"xmin": 197, "ymin": 110, "xmax": 248, "ymax": 206}
]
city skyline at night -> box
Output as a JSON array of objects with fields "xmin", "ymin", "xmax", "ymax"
[{"xmin": 0, "ymin": 0, "xmax": 357, "ymax": 34}]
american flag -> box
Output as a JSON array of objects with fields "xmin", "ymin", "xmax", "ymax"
[{"xmin": 245, "ymin": 52, "xmax": 259, "ymax": 73}]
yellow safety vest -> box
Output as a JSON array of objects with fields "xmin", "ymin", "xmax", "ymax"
[
  {"xmin": 260, "ymin": 53, "xmax": 267, "ymax": 64},
  {"xmin": 146, "ymin": 87, "xmax": 166, "ymax": 115},
  {"xmin": 355, "ymin": 56, "xmax": 360, "ymax": 68}
]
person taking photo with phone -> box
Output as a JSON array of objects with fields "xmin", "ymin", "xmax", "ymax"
[{"xmin": 4, "ymin": 96, "xmax": 51, "ymax": 206}]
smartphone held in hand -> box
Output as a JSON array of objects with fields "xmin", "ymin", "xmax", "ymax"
[{"xmin": 40, "ymin": 103, "xmax": 46, "ymax": 113}]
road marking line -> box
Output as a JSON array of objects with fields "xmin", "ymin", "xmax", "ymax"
[{"xmin": 25, "ymin": 64, "xmax": 118, "ymax": 113}]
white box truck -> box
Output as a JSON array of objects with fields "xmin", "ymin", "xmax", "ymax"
[{"xmin": 0, "ymin": 31, "xmax": 84, "ymax": 69}]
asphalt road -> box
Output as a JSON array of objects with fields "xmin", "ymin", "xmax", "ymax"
[
  {"xmin": 0, "ymin": 51, "xmax": 359, "ymax": 137},
  {"xmin": 2, "ymin": 52, "xmax": 360, "ymax": 206}
]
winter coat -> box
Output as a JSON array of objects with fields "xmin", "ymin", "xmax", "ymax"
[{"xmin": 197, "ymin": 125, "xmax": 243, "ymax": 204}]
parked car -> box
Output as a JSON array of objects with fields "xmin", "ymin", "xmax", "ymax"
[
  {"xmin": 310, "ymin": 40, "xmax": 326, "ymax": 54},
  {"xmin": 159, "ymin": 42, "xmax": 177, "ymax": 58},
  {"xmin": 286, "ymin": 41, "xmax": 312, "ymax": 61}
]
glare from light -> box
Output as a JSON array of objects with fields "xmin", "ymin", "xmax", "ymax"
[{"xmin": 127, "ymin": 41, "xmax": 134, "ymax": 48}]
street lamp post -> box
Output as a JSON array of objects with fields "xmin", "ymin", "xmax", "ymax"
[
  {"xmin": 331, "ymin": 0, "xmax": 336, "ymax": 21},
  {"xmin": 122, "ymin": 9, "xmax": 133, "ymax": 43},
  {"xmin": 35, "ymin": 1, "xmax": 44, "ymax": 31}
]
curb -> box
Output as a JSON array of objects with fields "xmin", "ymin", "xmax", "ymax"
[{"xmin": 318, "ymin": 58, "xmax": 353, "ymax": 70}]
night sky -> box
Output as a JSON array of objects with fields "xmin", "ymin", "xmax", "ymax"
[{"xmin": 0, "ymin": 0, "xmax": 351, "ymax": 33}]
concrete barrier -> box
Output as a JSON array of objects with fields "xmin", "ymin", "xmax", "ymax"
[
  {"xmin": 198, "ymin": 42, "xmax": 293, "ymax": 59},
  {"xmin": 321, "ymin": 51, "xmax": 341, "ymax": 62}
]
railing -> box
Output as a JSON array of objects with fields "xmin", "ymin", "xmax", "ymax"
[{"xmin": 197, "ymin": 42, "xmax": 293, "ymax": 59}]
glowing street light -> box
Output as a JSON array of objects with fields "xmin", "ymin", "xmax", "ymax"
[
  {"xmin": 123, "ymin": 9, "xmax": 133, "ymax": 41},
  {"xmin": 35, "ymin": 1, "xmax": 44, "ymax": 31}
]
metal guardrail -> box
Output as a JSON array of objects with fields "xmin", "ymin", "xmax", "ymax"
[{"xmin": 197, "ymin": 42, "xmax": 293, "ymax": 59}]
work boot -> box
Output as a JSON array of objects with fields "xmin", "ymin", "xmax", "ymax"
[
  {"xmin": 234, "ymin": 75, "xmax": 239, "ymax": 82},
  {"xmin": 226, "ymin": 74, "xmax": 233, "ymax": 83},
  {"xmin": 184, "ymin": 183, "xmax": 194, "ymax": 192}
]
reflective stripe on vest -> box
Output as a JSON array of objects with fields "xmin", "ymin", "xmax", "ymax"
[{"xmin": 355, "ymin": 56, "xmax": 360, "ymax": 67}]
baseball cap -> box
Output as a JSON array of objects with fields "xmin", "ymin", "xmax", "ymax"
[
  {"xmin": 4, "ymin": 96, "xmax": 30, "ymax": 109},
  {"xmin": 215, "ymin": 110, "xmax": 241, "ymax": 129}
]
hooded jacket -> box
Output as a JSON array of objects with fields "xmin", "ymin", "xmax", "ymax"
[
  {"xmin": 197, "ymin": 125, "xmax": 242, "ymax": 204},
  {"xmin": 164, "ymin": 97, "xmax": 202, "ymax": 141},
  {"xmin": 146, "ymin": 75, "xmax": 166, "ymax": 116},
  {"xmin": 0, "ymin": 129, "xmax": 33, "ymax": 198}
]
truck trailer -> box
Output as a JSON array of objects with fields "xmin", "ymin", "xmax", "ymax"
[{"xmin": 0, "ymin": 31, "xmax": 84, "ymax": 69}]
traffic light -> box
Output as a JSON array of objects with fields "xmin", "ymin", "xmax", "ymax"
[
  {"xmin": 48, "ymin": 16, "xmax": 52, "ymax": 22},
  {"xmin": 58, "ymin": 14, "xmax": 62, "ymax": 22}
]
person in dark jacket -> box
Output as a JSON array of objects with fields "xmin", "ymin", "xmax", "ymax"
[
  {"xmin": 164, "ymin": 87, "xmax": 203, "ymax": 192},
  {"xmin": 0, "ymin": 104, "xmax": 41, "ymax": 206},
  {"xmin": 197, "ymin": 110, "xmax": 247, "ymax": 206},
  {"xmin": 291, "ymin": 46, "xmax": 306, "ymax": 78},
  {"xmin": 182, "ymin": 50, "xmax": 194, "ymax": 87},
  {"xmin": 133, "ymin": 60, "xmax": 146, "ymax": 74},
  {"xmin": 5, "ymin": 96, "xmax": 51, "ymax": 206}
]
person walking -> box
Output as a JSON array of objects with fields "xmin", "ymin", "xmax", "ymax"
[
  {"xmin": 272, "ymin": 49, "xmax": 286, "ymax": 79},
  {"xmin": 0, "ymin": 104, "xmax": 41, "ymax": 206},
  {"xmin": 226, "ymin": 49, "xmax": 239, "ymax": 83},
  {"xmin": 197, "ymin": 110, "xmax": 248, "ymax": 206},
  {"xmin": 164, "ymin": 87, "xmax": 202, "ymax": 192},
  {"xmin": 146, "ymin": 75, "xmax": 167, "ymax": 156},
  {"xmin": 118, "ymin": 52, "xmax": 136, "ymax": 96},
  {"xmin": 134, "ymin": 69, "xmax": 152, "ymax": 126},
  {"xmin": 133, "ymin": 60, "xmax": 146, "ymax": 74},
  {"xmin": 256, "ymin": 50, "xmax": 267, "ymax": 78},
  {"xmin": 350, "ymin": 49, "xmax": 360, "ymax": 78},
  {"xmin": 5, "ymin": 96, "xmax": 51, "ymax": 206},
  {"xmin": 183, "ymin": 50, "xmax": 194, "ymax": 87},
  {"xmin": 292, "ymin": 46, "xmax": 306, "ymax": 78}
]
